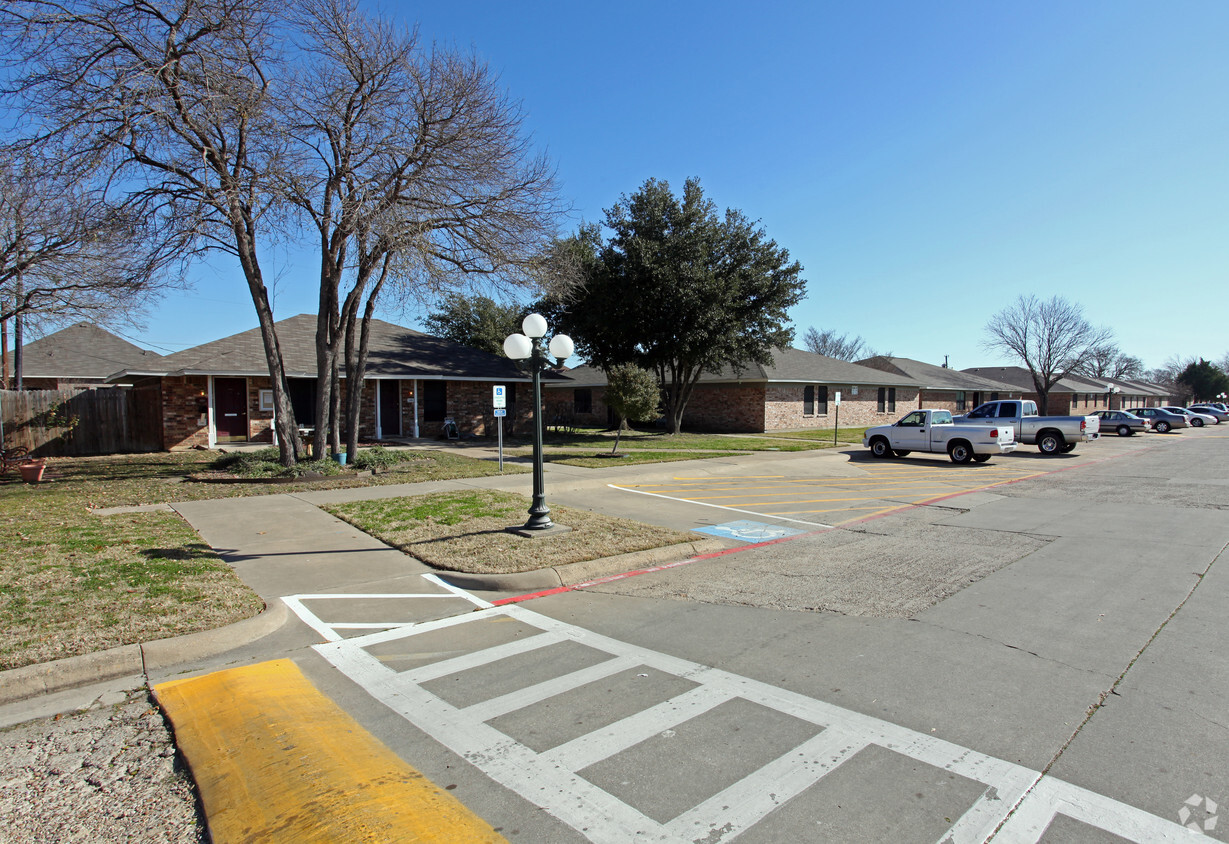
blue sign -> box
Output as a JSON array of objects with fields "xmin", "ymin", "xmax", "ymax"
[{"xmin": 493, "ymin": 408, "xmax": 507, "ymax": 417}]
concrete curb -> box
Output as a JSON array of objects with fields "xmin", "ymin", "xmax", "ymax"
[
  {"xmin": 0, "ymin": 600, "xmax": 289, "ymax": 706},
  {"xmin": 435, "ymin": 538, "xmax": 729, "ymax": 592}
]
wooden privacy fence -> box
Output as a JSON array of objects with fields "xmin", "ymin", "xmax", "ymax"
[{"xmin": 0, "ymin": 387, "xmax": 163, "ymax": 457}]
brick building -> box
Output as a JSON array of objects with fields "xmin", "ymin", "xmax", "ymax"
[
  {"xmin": 545, "ymin": 348, "xmax": 922, "ymax": 433},
  {"xmin": 110, "ymin": 314, "xmax": 536, "ymax": 450}
]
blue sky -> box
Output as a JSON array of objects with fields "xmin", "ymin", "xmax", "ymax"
[{"xmin": 129, "ymin": 1, "xmax": 1227, "ymax": 372}]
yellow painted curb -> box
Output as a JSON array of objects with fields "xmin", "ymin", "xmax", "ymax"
[{"xmin": 154, "ymin": 659, "xmax": 505, "ymax": 844}]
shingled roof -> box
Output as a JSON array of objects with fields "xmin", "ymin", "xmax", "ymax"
[
  {"xmin": 856, "ymin": 356, "xmax": 1018, "ymax": 392},
  {"xmin": 115, "ymin": 314, "xmax": 531, "ymax": 381},
  {"xmin": 961, "ymin": 366, "xmax": 1110, "ymax": 394},
  {"xmin": 19, "ymin": 322, "xmax": 163, "ymax": 381},
  {"xmin": 551, "ymin": 348, "xmax": 919, "ymax": 388}
]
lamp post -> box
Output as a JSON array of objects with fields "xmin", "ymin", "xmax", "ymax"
[{"xmin": 503, "ymin": 313, "xmax": 574, "ymax": 532}]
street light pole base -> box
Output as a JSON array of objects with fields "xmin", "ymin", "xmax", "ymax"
[{"xmin": 505, "ymin": 524, "xmax": 573, "ymax": 539}]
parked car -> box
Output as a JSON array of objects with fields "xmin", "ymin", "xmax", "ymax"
[
  {"xmin": 1163, "ymin": 406, "xmax": 1217, "ymax": 427},
  {"xmin": 1124, "ymin": 407, "xmax": 1187, "ymax": 433},
  {"xmin": 1188, "ymin": 405, "xmax": 1229, "ymax": 423},
  {"xmin": 1090, "ymin": 410, "xmax": 1152, "ymax": 437}
]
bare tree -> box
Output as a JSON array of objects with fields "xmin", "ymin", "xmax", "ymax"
[
  {"xmin": 802, "ymin": 327, "xmax": 875, "ymax": 360},
  {"xmin": 982, "ymin": 295, "xmax": 1113, "ymax": 414},
  {"xmin": 283, "ymin": 0, "xmax": 564, "ymax": 459},
  {"xmin": 1072, "ymin": 342, "xmax": 1144, "ymax": 380},
  {"xmin": 3, "ymin": 0, "xmax": 303, "ymax": 465},
  {"xmin": 0, "ymin": 149, "xmax": 185, "ymax": 385}
]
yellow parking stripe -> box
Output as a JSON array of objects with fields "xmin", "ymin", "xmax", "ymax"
[{"xmin": 155, "ymin": 659, "xmax": 505, "ymax": 844}]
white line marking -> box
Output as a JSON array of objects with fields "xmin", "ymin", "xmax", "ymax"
[
  {"xmin": 305, "ymin": 600, "xmax": 1192, "ymax": 844},
  {"xmin": 667, "ymin": 728, "xmax": 868, "ymax": 840},
  {"xmin": 609, "ymin": 484, "xmax": 834, "ymax": 529},
  {"xmin": 994, "ymin": 777, "xmax": 1194, "ymax": 843},
  {"xmin": 422, "ymin": 572, "xmax": 495, "ymax": 608},
  {"xmin": 463, "ymin": 655, "xmax": 641, "ymax": 723},
  {"xmin": 401, "ymin": 630, "xmax": 568, "ymax": 684},
  {"xmin": 541, "ymin": 685, "xmax": 733, "ymax": 772},
  {"xmin": 280, "ymin": 595, "xmax": 340, "ymax": 642},
  {"xmin": 318, "ymin": 634, "xmax": 686, "ymax": 844}
]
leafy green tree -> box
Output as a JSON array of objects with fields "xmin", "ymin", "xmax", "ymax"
[
  {"xmin": 424, "ymin": 295, "xmax": 526, "ymax": 356},
  {"xmin": 603, "ymin": 364, "xmax": 659, "ymax": 453},
  {"xmin": 552, "ymin": 178, "xmax": 806, "ymax": 433},
  {"xmin": 1177, "ymin": 359, "xmax": 1229, "ymax": 402}
]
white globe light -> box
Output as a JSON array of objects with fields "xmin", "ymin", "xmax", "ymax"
[
  {"xmin": 522, "ymin": 312, "xmax": 548, "ymax": 339},
  {"xmin": 503, "ymin": 333, "xmax": 533, "ymax": 360},
  {"xmin": 548, "ymin": 334, "xmax": 575, "ymax": 361}
]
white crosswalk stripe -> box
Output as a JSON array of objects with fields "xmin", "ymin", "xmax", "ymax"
[{"xmin": 284, "ymin": 578, "xmax": 1193, "ymax": 843}]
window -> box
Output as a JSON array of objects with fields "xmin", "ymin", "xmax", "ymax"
[
  {"xmin": 888, "ymin": 387, "xmax": 896, "ymax": 412},
  {"xmin": 990, "ymin": 392, "xmax": 1000, "ymax": 402},
  {"xmin": 877, "ymin": 387, "xmax": 886, "ymax": 412},
  {"xmin": 803, "ymin": 385, "xmax": 815, "ymax": 415},
  {"xmin": 574, "ymin": 388, "xmax": 592, "ymax": 415},
  {"xmin": 956, "ymin": 391, "xmax": 967, "ymax": 411},
  {"xmin": 899, "ymin": 411, "xmax": 925, "ymax": 426},
  {"xmin": 423, "ymin": 381, "xmax": 446, "ymax": 422},
  {"xmin": 817, "ymin": 385, "xmax": 829, "ymax": 415},
  {"xmin": 287, "ymin": 378, "xmax": 317, "ymax": 426},
  {"xmin": 934, "ymin": 410, "xmax": 953, "ymax": 424}
]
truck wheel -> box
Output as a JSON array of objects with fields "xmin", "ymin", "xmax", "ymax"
[
  {"xmin": 1116, "ymin": 425, "xmax": 1132, "ymax": 437},
  {"xmin": 1155, "ymin": 421, "xmax": 1171, "ymax": 433},
  {"xmin": 870, "ymin": 437, "xmax": 892, "ymax": 458},
  {"xmin": 1061, "ymin": 443, "xmax": 1077, "ymax": 453},
  {"xmin": 972, "ymin": 454, "xmax": 991, "ymax": 463},
  {"xmin": 948, "ymin": 441, "xmax": 973, "ymax": 464},
  {"xmin": 893, "ymin": 450, "xmax": 911, "ymax": 457},
  {"xmin": 1037, "ymin": 432, "xmax": 1064, "ymax": 455}
]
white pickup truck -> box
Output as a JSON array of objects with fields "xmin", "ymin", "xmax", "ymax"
[
  {"xmin": 863, "ymin": 409, "xmax": 1017, "ymax": 464},
  {"xmin": 957, "ymin": 399, "xmax": 1099, "ymax": 455}
]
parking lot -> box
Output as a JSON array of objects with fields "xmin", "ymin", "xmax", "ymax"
[{"xmin": 595, "ymin": 428, "xmax": 1177, "ymax": 536}]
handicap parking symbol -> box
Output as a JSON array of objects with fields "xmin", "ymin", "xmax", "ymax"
[{"xmin": 692, "ymin": 520, "xmax": 807, "ymax": 543}]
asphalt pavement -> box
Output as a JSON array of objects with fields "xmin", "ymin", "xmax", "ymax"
[{"xmin": 5, "ymin": 428, "xmax": 1227, "ymax": 842}]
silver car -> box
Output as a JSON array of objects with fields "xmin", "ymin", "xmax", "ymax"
[
  {"xmin": 1125, "ymin": 407, "xmax": 1187, "ymax": 433},
  {"xmin": 1091, "ymin": 410, "xmax": 1152, "ymax": 436},
  {"xmin": 1189, "ymin": 405, "xmax": 1229, "ymax": 423},
  {"xmin": 1163, "ymin": 406, "xmax": 1217, "ymax": 427}
]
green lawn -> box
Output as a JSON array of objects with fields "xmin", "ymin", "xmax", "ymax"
[
  {"xmin": 749, "ymin": 426, "xmax": 870, "ymax": 443},
  {"xmin": 0, "ymin": 448, "xmax": 522, "ymax": 670}
]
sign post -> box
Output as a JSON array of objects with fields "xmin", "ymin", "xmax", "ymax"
[
  {"xmin": 493, "ymin": 386, "xmax": 507, "ymax": 471},
  {"xmin": 833, "ymin": 390, "xmax": 842, "ymax": 446}
]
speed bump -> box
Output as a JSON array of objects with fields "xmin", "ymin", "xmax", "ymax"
[{"xmin": 154, "ymin": 659, "xmax": 505, "ymax": 843}]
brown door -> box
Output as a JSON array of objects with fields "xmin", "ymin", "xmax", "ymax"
[
  {"xmin": 379, "ymin": 380, "xmax": 401, "ymax": 438},
  {"xmin": 214, "ymin": 378, "xmax": 249, "ymax": 443}
]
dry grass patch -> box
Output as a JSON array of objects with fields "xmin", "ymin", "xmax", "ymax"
[{"xmin": 326, "ymin": 490, "xmax": 694, "ymax": 574}]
